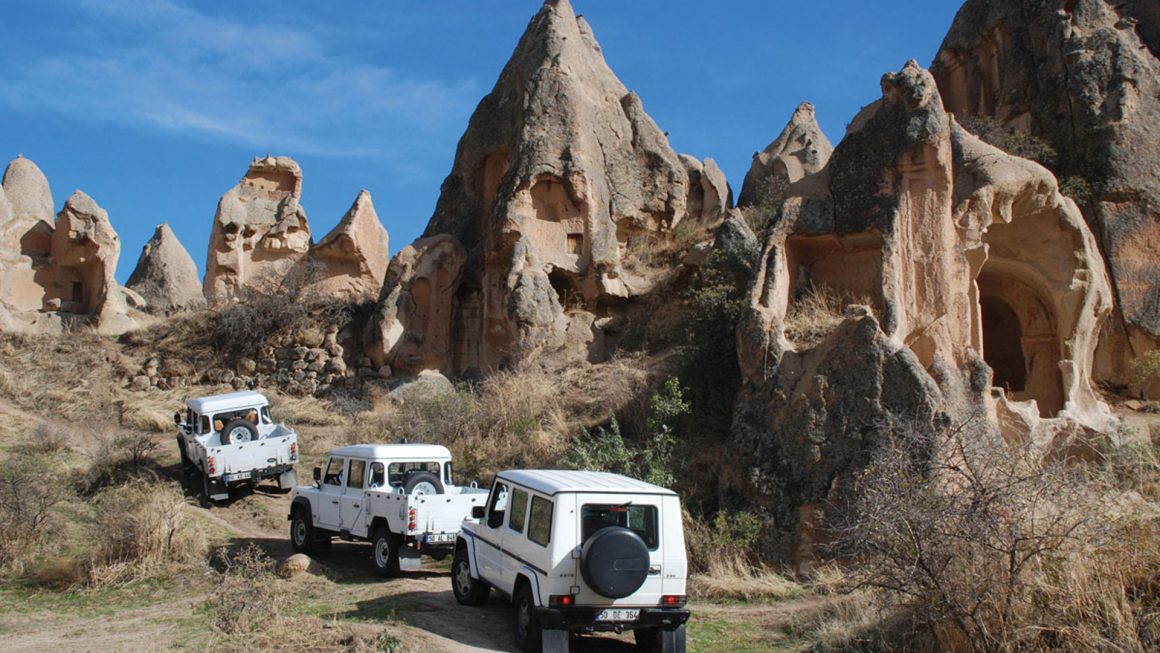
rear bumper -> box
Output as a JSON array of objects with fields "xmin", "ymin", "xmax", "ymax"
[
  {"xmin": 219, "ymin": 463, "xmax": 294, "ymax": 483},
  {"xmin": 535, "ymin": 606, "xmax": 690, "ymax": 631}
]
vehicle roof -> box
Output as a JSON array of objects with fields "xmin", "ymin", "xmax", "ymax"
[
  {"xmin": 328, "ymin": 443, "xmax": 453, "ymax": 461},
  {"xmin": 186, "ymin": 390, "xmax": 269, "ymax": 414},
  {"xmin": 496, "ymin": 470, "xmax": 676, "ymax": 497}
]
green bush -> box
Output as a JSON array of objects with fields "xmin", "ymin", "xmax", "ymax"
[{"xmin": 960, "ymin": 116, "xmax": 1057, "ymax": 168}]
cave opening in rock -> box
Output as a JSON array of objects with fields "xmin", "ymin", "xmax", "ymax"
[
  {"xmin": 548, "ymin": 268, "xmax": 580, "ymax": 311},
  {"xmin": 980, "ymin": 293, "xmax": 1026, "ymax": 392},
  {"xmin": 976, "ymin": 269, "xmax": 1064, "ymax": 417}
]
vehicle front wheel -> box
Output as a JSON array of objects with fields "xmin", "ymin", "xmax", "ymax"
[
  {"xmin": 451, "ymin": 547, "xmax": 490, "ymax": 606},
  {"xmin": 371, "ymin": 527, "xmax": 401, "ymax": 577},
  {"xmin": 290, "ymin": 507, "xmax": 315, "ymax": 554},
  {"xmin": 176, "ymin": 438, "xmax": 196, "ymax": 476},
  {"xmin": 513, "ymin": 583, "xmax": 543, "ymax": 653}
]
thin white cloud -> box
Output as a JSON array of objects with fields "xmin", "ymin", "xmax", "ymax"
[{"xmin": 0, "ymin": 0, "xmax": 478, "ymax": 171}]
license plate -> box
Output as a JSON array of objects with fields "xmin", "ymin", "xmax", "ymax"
[
  {"xmin": 595, "ymin": 609, "xmax": 639, "ymax": 622},
  {"xmin": 225, "ymin": 471, "xmax": 251, "ymax": 482}
]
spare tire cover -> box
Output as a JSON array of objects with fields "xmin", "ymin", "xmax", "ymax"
[{"xmin": 580, "ymin": 526, "xmax": 649, "ymax": 598}]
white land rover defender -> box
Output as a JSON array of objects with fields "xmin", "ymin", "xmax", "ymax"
[
  {"xmin": 452, "ymin": 470, "xmax": 689, "ymax": 653},
  {"xmin": 175, "ymin": 390, "xmax": 299, "ymax": 502},
  {"xmin": 289, "ymin": 444, "xmax": 489, "ymax": 575}
]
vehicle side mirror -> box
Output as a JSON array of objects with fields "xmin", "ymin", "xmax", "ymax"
[
  {"xmin": 173, "ymin": 412, "xmax": 182, "ymax": 426},
  {"xmin": 472, "ymin": 505, "xmax": 485, "ymax": 520},
  {"xmin": 313, "ymin": 467, "xmax": 321, "ymax": 484}
]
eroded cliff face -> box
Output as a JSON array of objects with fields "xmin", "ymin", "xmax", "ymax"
[
  {"xmin": 731, "ymin": 61, "xmax": 1114, "ymax": 563},
  {"xmin": 932, "ymin": 0, "xmax": 1160, "ymax": 395},
  {"xmin": 204, "ymin": 156, "xmax": 312, "ymax": 304},
  {"xmin": 370, "ymin": 0, "xmax": 699, "ymax": 375}
]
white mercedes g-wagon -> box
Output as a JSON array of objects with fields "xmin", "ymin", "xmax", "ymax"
[{"xmin": 452, "ymin": 470, "xmax": 689, "ymax": 653}]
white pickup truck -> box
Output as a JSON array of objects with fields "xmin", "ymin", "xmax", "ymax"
[
  {"xmin": 175, "ymin": 390, "xmax": 299, "ymax": 502},
  {"xmin": 288, "ymin": 443, "xmax": 489, "ymax": 576}
]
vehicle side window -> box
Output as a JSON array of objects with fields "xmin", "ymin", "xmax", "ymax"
[
  {"xmin": 444, "ymin": 462, "xmax": 454, "ymax": 486},
  {"xmin": 527, "ymin": 495, "xmax": 553, "ymax": 547},
  {"xmin": 347, "ymin": 459, "xmax": 366, "ymax": 489},
  {"xmin": 323, "ymin": 457, "xmax": 346, "ymax": 486},
  {"xmin": 199, "ymin": 415, "xmax": 210, "ymax": 434},
  {"xmin": 260, "ymin": 407, "xmax": 272, "ymax": 424},
  {"xmin": 487, "ymin": 482, "xmax": 509, "ymax": 528},
  {"xmin": 369, "ymin": 462, "xmax": 386, "ymax": 488},
  {"xmin": 508, "ymin": 488, "xmax": 529, "ymax": 534}
]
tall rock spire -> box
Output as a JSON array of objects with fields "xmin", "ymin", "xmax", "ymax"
[
  {"xmin": 738, "ymin": 102, "xmax": 833, "ymax": 208},
  {"xmin": 127, "ymin": 222, "xmax": 205, "ymax": 314},
  {"xmin": 373, "ymin": 0, "xmax": 695, "ymax": 375}
]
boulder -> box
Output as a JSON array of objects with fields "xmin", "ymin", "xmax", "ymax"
[
  {"xmin": 931, "ymin": 0, "xmax": 1160, "ymax": 394},
  {"xmin": 414, "ymin": 0, "xmax": 692, "ymax": 374},
  {"xmin": 204, "ymin": 156, "xmax": 311, "ymax": 304},
  {"xmin": 738, "ymin": 102, "xmax": 833, "ymax": 209},
  {"xmin": 300, "ymin": 190, "xmax": 389, "ymax": 303},
  {"xmin": 126, "ymin": 222, "xmax": 205, "ymax": 314}
]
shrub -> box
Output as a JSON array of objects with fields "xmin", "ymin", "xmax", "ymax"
[
  {"xmin": 0, "ymin": 450, "xmax": 73, "ymax": 570},
  {"xmin": 835, "ymin": 416, "xmax": 1154, "ymax": 652},
  {"xmin": 784, "ymin": 284, "xmax": 869, "ymax": 347},
  {"xmin": 211, "ymin": 290, "xmax": 310, "ymax": 359},
  {"xmin": 1059, "ymin": 175, "xmax": 1094, "ymax": 205},
  {"xmin": 1131, "ymin": 350, "xmax": 1160, "ymax": 390},
  {"xmin": 204, "ymin": 544, "xmax": 288, "ymax": 635},
  {"xmin": 960, "ymin": 116, "xmax": 1058, "ymax": 168},
  {"xmin": 28, "ymin": 422, "xmax": 74, "ymax": 454},
  {"xmin": 82, "ymin": 480, "xmax": 206, "ymax": 587}
]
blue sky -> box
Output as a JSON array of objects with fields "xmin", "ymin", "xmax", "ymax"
[{"xmin": 0, "ymin": 0, "xmax": 964, "ymax": 283}]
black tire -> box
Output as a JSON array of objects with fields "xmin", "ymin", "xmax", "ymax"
[
  {"xmin": 290, "ymin": 506, "xmax": 315, "ymax": 554},
  {"xmin": 634, "ymin": 628, "xmax": 661, "ymax": 652},
  {"xmin": 177, "ymin": 438, "xmax": 196, "ymax": 476},
  {"xmin": 371, "ymin": 526, "xmax": 401, "ymax": 577},
  {"xmin": 221, "ymin": 418, "xmax": 258, "ymax": 445},
  {"xmin": 202, "ymin": 474, "xmax": 228, "ymax": 502},
  {"xmin": 403, "ymin": 471, "xmax": 444, "ymax": 495},
  {"xmin": 451, "ymin": 547, "xmax": 490, "ymax": 605},
  {"xmin": 513, "ymin": 583, "xmax": 542, "ymax": 653},
  {"xmin": 580, "ymin": 527, "xmax": 649, "ymax": 598}
]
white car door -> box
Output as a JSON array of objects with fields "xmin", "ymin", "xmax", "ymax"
[
  {"xmin": 316, "ymin": 456, "xmax": 346, "ymax": 529},
  {"xmin": 502, "ymin": 486, "xmax": 533, "ymax": 590},
  {"xmin": 476, "ymin": 481, "xmax": 510, "ymax": 584},
  {"xmin": 340, "ymin": 458, "xmax": 369, "ymax": 536}
]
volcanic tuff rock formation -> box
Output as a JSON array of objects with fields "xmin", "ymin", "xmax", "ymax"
[
  {"xmin": 46, "ymin": 190, "xmax": 138, "ymax": 333},
  {"xmin": 738, "ymin": 102, "xmax": 834, "ymax": 209},
  {"xmin": 204, "ymin": 156, "xmax": 311, "ymax": 304},
  {"xmin": 127, "ymin": 223, "xmax": 205, "ymax": 315},
  {"xmin": 931, "ymin": 0, "xmax": 1160, "ymax": 394},
  {"xmin": 1, "ymin": 155, "xmax": 55, "ymax": 256},
  {"xmin": 378, "ymin": 0, "xmax": 694, "ymax": 374},
  {"xmin": 299, "ymin": 190, "xmax": 390, "ymax": 303},
  {"xmin": 730, "ymin": 61, "xmax": 1114, "ymax": 561},
  {"xmin": 680, "ymin": 155, "xmax": 732, "ymax": 227}
]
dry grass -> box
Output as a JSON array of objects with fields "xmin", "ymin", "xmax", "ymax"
[
  {"xmin": 784, "ymin": 284, "xmax": 871, "ymax": 347},
  {"xmin": 690, "ymin": 556, "xmax": 803, "ymax": 601}
]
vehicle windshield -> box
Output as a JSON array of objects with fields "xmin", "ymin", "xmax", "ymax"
[{"xmin": 581, "ymin": 503, "xmax": 659, "ymax": 551}]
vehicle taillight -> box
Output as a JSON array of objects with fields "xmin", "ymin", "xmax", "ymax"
[
  {"xmin": 290, "ymin": 443, "xmax": 298, "ymax": 461},
  {"xmin": 549, "ymin": 594, "xmax": 575, "ymax": 607},
  {"xmin": 408, "ymin": 507, "xmax": 417, "ymax": 531},
  {"xmin": 660, "ymin": 595, "xmax": 687, "ymax": 607},
  {"xmin": 207, "ymin": 456, "xmax": 216, "ymax": 475}
]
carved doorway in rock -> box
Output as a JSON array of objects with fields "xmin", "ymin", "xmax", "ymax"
[{"xmin": 977, "ymin": 266, "xmax": 1064, "ymax": 417}]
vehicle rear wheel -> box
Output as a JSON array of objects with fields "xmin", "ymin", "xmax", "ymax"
[
  {"xmin": 403, "ymin": 471, "xmax": 444, "ymax": 495},
  {"xmin": 513, "ymin": 583, "xmax": 542, "ymax": 653},
  {"xmin": 221, "ymin": 418, "xmax": 258, "ymax": 445},
  {"xmin": 371, "ymin": 526, "xmax": 401, "ymax": 577},
  {"xmin": 290, "ymin": 506, "xmax": 315, "ymax": 554},
  {"xmin": 451, "ymin": 547, "xmax": 490, "ymax": 606}
]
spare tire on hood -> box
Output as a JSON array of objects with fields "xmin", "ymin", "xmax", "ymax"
[{"xmin": 580, "ymin": 526, "xmax": 649, "ymax": 598}]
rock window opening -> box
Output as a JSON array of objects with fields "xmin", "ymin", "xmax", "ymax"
[
  {"xmin": 566, "ymin": 233, "xmax": 583, "ymax": 255},
  {"xmin": 980, "ymin": 294, "xmax": 1027, "ymax": 392},
  {"xmin": 548, "ymin": 269, "xmax": 581, "ymax": 311},
  {"xmin": 71, "ymin": 281, "xmax": 83, "ymax": 305}
]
